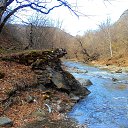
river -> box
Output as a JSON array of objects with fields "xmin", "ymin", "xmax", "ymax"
[{"xmin": 63, "ymin": 61, "xmax": 128, "ymax": 128}]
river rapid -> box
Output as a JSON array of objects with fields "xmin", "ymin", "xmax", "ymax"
[{"xmin": 63, "ymin": 61, "xmax": 128, "ymax": 128}]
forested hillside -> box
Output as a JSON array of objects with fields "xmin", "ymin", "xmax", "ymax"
[
  {"xmin": 78, "ymin": 9, "xmax": 128, "ymax": 60},
  {"xmin": 1, "ymin": 9, "xmax": 128, "ymax": 64},
  {"xmin": 0, "ymin": 24, "xmax": 88, "ymax": 60}
]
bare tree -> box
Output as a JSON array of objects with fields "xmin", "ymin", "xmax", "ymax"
[
  {"xmin": 24, "ymin": 12, "xmax": 64, "ymax": 50},
  {"xmin": 99, "ymin": 18, "xmax": 113, "ymax": 58},
  {"xmin": 76, "ymin": 35, "xmax": 90, "ymax": 61},
  {"xmin": 0, "ymin": 0, "xmax": 79, "ymax": 33}
]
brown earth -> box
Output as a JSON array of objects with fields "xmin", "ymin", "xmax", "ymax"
[
  {"xmin": 0, "ymin": 60, "xmax": 78, "ymax": 128},
  {"xmin": 90, "ymin": 56, "xmax": 128, "ymax": 67},
  {"xmin": 0, "ymin": 49, "xmax": 90, "ymax": 128}
]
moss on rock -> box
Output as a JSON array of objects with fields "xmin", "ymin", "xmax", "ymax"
[{"xmin": 0, "ymin": 48, "xmax": 67, "ymax": 65}]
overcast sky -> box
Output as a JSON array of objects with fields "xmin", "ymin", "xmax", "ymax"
[
  {"xmin": 13, "ymin": 0, "xmax": 128, "ymax": 36},
  {"xmin": 48, "ymin": 0, "xmax": 128, "ymax": 36}
]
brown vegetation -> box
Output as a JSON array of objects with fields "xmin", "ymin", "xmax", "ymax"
[
  {"xmin": 91, "ymin": 55, "xmax": 128, "ymax": 67},
  {"xmin": 1, "ymin": 9, "xmax": 128, "ymax": 66},
  {"xmin": 0, "ymin": 24, "xmax": 88, "ymax": 61},
  {"xmin": 76, "ymin": 10, "xmax": 128, "ymax": 66}
]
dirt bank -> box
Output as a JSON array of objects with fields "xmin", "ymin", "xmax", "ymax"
[
  {"xmin": 0, "ymin": 49, "xmax": 90, "ymax": 127},
  {"xmin": 89, "ymin": 56, "xmax": 128, "ymax": 72}
]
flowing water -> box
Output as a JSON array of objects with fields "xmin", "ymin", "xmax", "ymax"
[{"xmin": 63, "ymin": 61, "xmax": 128, "ymax": 128}]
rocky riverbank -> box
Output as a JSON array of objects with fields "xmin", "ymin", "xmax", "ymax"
[
  {"xmin": 87, "ymin": 54, "xmax": 128, "ymax": 73},
  {"xmin": 0, "ymin": 49, "xmax": 90, "ymax": 127},
  {"xmin": 90, "ymin": 60, "xmax": 128, "ymax": 73}
]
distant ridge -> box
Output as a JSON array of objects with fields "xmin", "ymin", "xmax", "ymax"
[{"xmin": 118, "ymin": 9, "xmax": 128, "ymax": 21}]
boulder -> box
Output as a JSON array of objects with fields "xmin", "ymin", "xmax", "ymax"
[
  {"xmin": 35, "ymin": 66, "xmax": 90, "ymax": 98},
  {"xmin": 0, "ymin": 48, "xmax": 90, "ymax": 101},
  {"xmin": 77, "ymin": 78, "xmax": 93, "ymax": 87},
  {"xmin": 72, "ymin": 68, "xmax": 88, "ymax": 74},
  {"xmin": 70, "ymin": 94, "xmax": 80, "ymax": 102},
  {"xmin": 112, "ymin": 78, "xmax": 118, "ymax": 81},
  {"xmin": 62, "ymin": 71, "xmax": 90, "ymax": 97},
  {"xmin": 0, "ymin": 117, "xmax": 13, "ymax": 127},
  {"xmin": 115, "ymin": 69, "xmax": 122, "ymax": 73},
  {"xmin": 52, "ymin": 70, "xmax": 70, "ymax": 90},
  {"xmin": 81, "ymin": 79, "xmax": 93, "ymax": 87}
]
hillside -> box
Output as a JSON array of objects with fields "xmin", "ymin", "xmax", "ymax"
[
  {"xmin": 0, "ymin": 24, "xmax": 87, "ymax": 61},
  {"xmin": 1, "ymin": 9, "xmax": 128, "ymax": 66},
  {"xmin": 78, "ymin": 9, "xmax": 128, "ymax": 67},
  {"xmin": 0, "ymin": 29, "xmax": 22, "ymax": 54},
  {"xmin": 118, "ymin": 9, "xmax": 128, "ymax": 21}
]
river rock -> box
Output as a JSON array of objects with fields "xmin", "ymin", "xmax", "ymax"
[
  {"xmin": 115, "ymin": 69, "xmax": 122, "ymax": 73},
  {"xmin": 77, "ymin": 78, "xmax": 93, "ymax": 87},
  {"xmin": 62, "ymin": 71, "xmax": 91, "ymax": 97},
  {"xmin": 51, "ymin": 70, "xmax": 70, "ymax": 90},
  {"xmin": 82, "ymin": 79, "xmax": 93, "ymax": 87},
  {"xmin": 75, "ymin": 69, "xmax": 88, "ymax": 74},
  {"xmin": 112, "ymin": 78, "xmax": 118, "ymax": 81},
  {"xmin": 0, "ymin": 117, "xmax": 13, "ymax": 127},
  {"xmin": 70, "ymin": 102, "xmax": 75, "ymax": 107}
]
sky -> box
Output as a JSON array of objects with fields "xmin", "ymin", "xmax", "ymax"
[
  {"xmin": 47, "ymin": 0, "xmax": 128, "ymax": 36},
  {"xmin": 11, "ymin": 0, "xmax": 128, "ymax": 36}
]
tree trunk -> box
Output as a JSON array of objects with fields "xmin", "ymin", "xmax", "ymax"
[
  {"xmin": 0, "ymin": 21, "xmax": 5, "ymax": 33},
  {"xmin": 0, "ymin": 3, "xmax": 32, "ymax": 34},
  {"xmin": 0, "ymin": 0, "xmax": 7, "ymax": 32},
  {"xmin": 106, "ymin": 27, "xmax": 113, "ymax": 58}
]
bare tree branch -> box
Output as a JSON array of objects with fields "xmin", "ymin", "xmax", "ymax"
[
  {"xmin": 0, "ymin": 3, "xmax": 33, "ymax": 33},
  {"xmin": 0, "ymin": 0, "xmax": 79, "ymax": 33},
  {"xmin": 6, "ymin": 0, "xmax": 15, "ymax": 7},
  {"xmin": 30, "ymin": 3, "xmax": 63, "ymax": 14}
]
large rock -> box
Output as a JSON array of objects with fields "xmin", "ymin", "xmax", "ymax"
[
  {"xmin": 52, "ymin": 70, "xmax": 70, "ymax": 90},
  {"xmin": 0, "ymin": 117, "xmax": 13, "ymax": 127},
  {"xmin": 0, "ymin": 48, "xmax": 90, "ymax": 99},
  {"xmin": 31, "ymin": 49, "xmax": 90, "ymax": 98},
  {"xmin": 62, "ymin": 71, "xmax": 90, "ymax": 97},
  {"xmin": 77, "ymin": 78, "xmax": 93, "ymax": 87},
  {"xmin": 34, "ymin": 65, "xmax": 90, "ymax": 98},
  {"xmin": 115, "ymin": 69, "xmax": 122, "ymax": 73}
]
